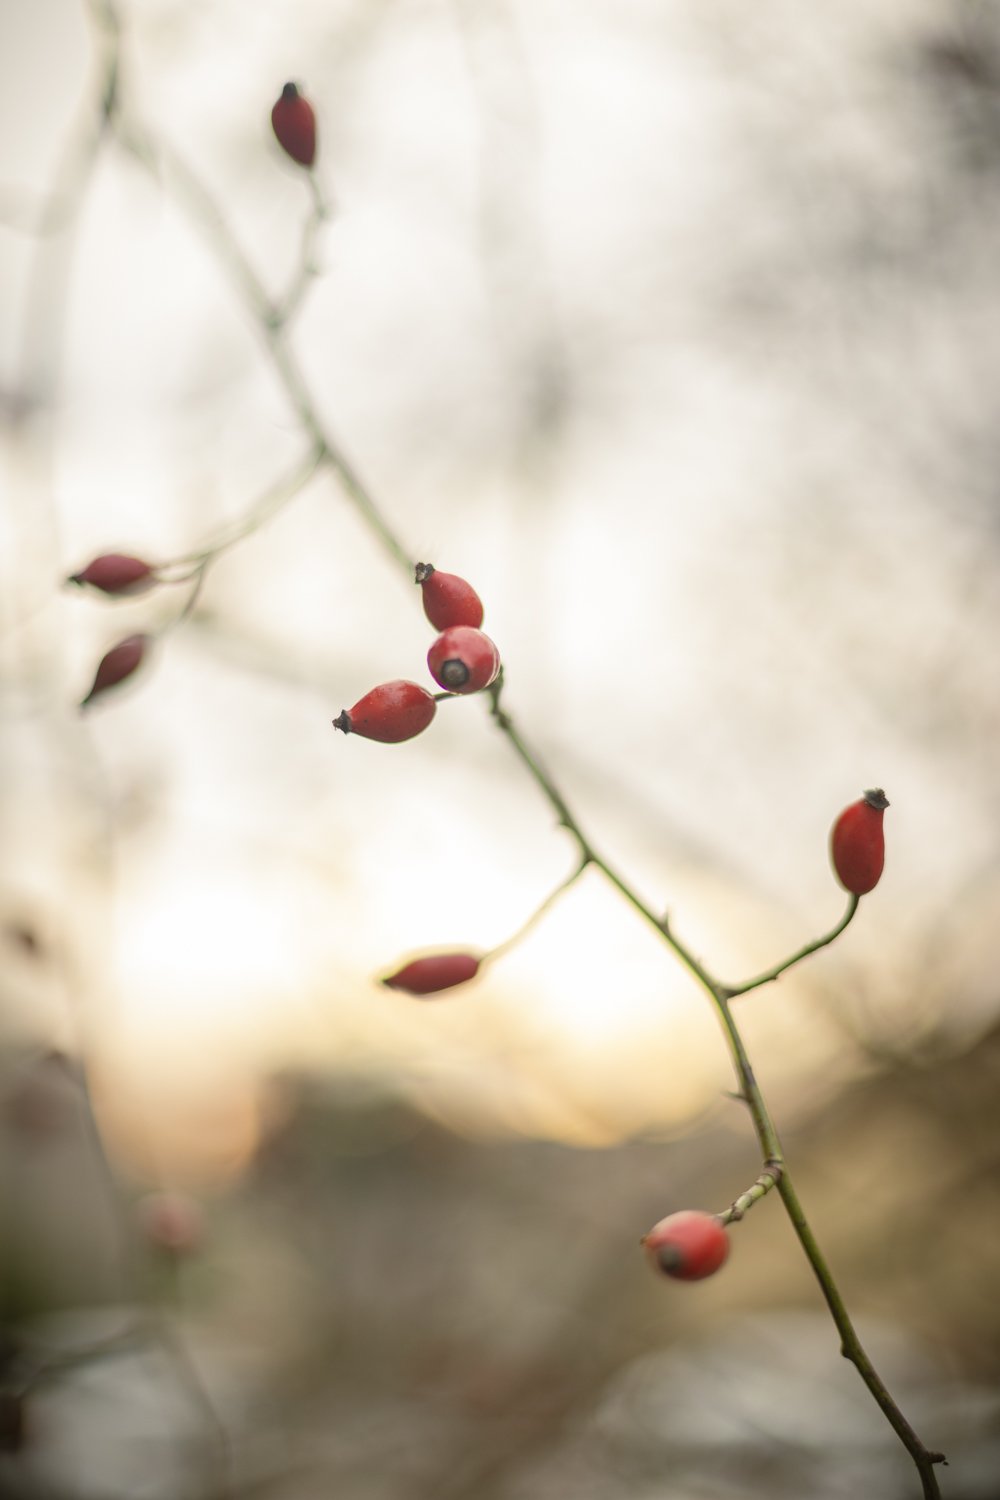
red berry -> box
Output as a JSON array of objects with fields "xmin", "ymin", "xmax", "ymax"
[
  {"xmin": 642, "ymin": 1210, "xmax": 730, "ymax": 1281},
  {"xmin": 80, "ymin": 633, "xmax": 150, "ymax": 708},
  {"xmin": 382, "ymin": 952, "xmax": 481, "ymax": 996},
  {"xmin": 427, "ymin": 626, "xmax": 500, "ymax": 694},
  {"xmin": 68, "ymin": 553, "xmax": 156, "ymax": 596},
  {"xmin": 138, "ymin": 1191, "xmax": 204, "ymax": 1258},
  {"xmin": 415, "ymin": 563, "xmax": 484, "ymax": 631},
  {"xmin": 333, "ymin": 680, "xmax": 436, "ymax": 743},
  {"xmin": 830, "ymin": 788, "xmax": 889, "ymax": 895},
  {"xmin": 271, "ymin": 82, "xmax": 317, "ymax": 168}
]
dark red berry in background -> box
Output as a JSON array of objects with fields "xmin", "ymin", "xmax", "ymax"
[
  {"xmin": 427, "ymin": 626, "xmax": 500, "ymax": 694},
  {"xmin": 80, "ymin": 633, "xmax": 150, "ymax": 709},
  {"xmin": 333, "ymin": 680, "xmax": 436, "ymax": 743},
  {"xmin": 382, "ymin": 952, "xmax": 481, "ymax": 996},
  {"xmin": 271, "ymin": 82, "xmax": 316, "ymax": 168},
  {"xmin": 68, "ymin": 553, "xmax": 156, "ymax": 596},
  {"xmin": 830, "ymin": 788, "xmax": 889, "ymax": 895},
  {"xmin": 642, "ymin": 1210, "xmax": 730, "ymax": 1281},
  {"xmin": 415, "ymin": 562, "xmax": 484, "ymax": 631}
]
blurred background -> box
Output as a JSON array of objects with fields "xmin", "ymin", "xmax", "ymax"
[{"xmin": 1, "ymin": 0, "xmax": 999, "ymax": 1495}]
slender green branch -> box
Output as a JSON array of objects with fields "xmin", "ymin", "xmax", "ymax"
[
  {"xmin": 81, "ymin": 12, "xmax": 947, "ymax": 1492},
  {"xmin": 483, "ymin": 856, "xmax": 590, "ymax": 964},
  {"xmin": 718, "ymin": 1158, "xmax": 782, "ymax": 1224},
  {"xmin": 484, "ymin": 680, "xmax": 943, "ymax": 1495},
  {"xmin": 722, "ymin": 894, "xmax": 860, "ymax": 999},
  {"xmin": 777, "ymin": 1172, "xmax": 946, "ymax": 1498}
]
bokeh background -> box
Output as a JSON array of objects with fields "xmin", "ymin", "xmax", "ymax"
[{"xmin": 2, "ymin": 0, "xmax": 999, "ymax": 1495}]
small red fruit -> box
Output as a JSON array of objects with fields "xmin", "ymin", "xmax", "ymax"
[
  {"xmin": 382, "ymin": 952, "xmax": 482, "ymax": 996},
  {"xmin": 80, "ymin": 633, "xmax": 150, "ymax": 708},
  {"xmin": 138, "ymin": 1191, "xmax": 204, "ymax": 1259},
  {"xmin": 333, "ymin": 680, "xmax": 436, "ymax": 743},
  {"xmin": 642, "ymin": 1210, "xmax": 730, "ymax": 1281},
  {"xmin": 415, "ymin": 563, "xmax": 484, "ymax": 631},
  {"xmin": 427, "ymin": 626, "xmax": 500, "ymax": 694},
  {"xmin": 271, "ymin": 82, "xmax": 317, "ymax": 168},
  {"xmin": 830, "ymin": 788, "xmax": 889, "ymax": 896},
  {"xmin": 68, "ymin": 553, "xmax": 156, "ymax": 596}
]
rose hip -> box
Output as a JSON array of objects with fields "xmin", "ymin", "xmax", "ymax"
[
  {"xmin": 333, "ymin": 681, "xmax": 436, "ymax": 743},
  {"xmin": 427, "ymin": 626, "xmax": 500, "ymax": 694},
  {"xmin": 382, "ymin": 952, "xmax": 481, "ymax": 996},
  {"xmin": 271, "ymin": 82, "xmax": 317, "ymax": 168},
  {"xmin": 415, "ymin": 563, "xmax": 484, "ymax": 631},
  {"xmin": 68, "ymin": 554, "xmax": 156, "ymax": 596},
  {"xmin": 642, "ymin": 1210, "xmax": 730, "ymax": 1281},
  {"xmin": 830, "ymin": 788, "xmax": 889, "ymax": 896}
]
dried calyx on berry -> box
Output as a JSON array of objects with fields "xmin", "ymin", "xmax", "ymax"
[
  {"xmin": 68, "ymin": 553, "xmax": 157, "ymax": 596},
  {"xmin": 415, "ymin": 563, "xmax": 484, "ymax": 631},
  {"xmin": 427, "ymin": 625, "xmax": 500, "ymax": 694},
  {"xmin": 333, "ymin": 680, "xmax": 436, "ymax": 743},
  {"xmin": 382, "ymin": 952, "xmax": 481, "ymax": 996},
  {"xmin": 830, "ymin": 787, "xmax": 889, "ymax": 896},
  {"xmin": 271, "ymin": 82, "xmax": 317, "ymax": 168}
]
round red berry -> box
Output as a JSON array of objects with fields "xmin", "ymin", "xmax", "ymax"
[
  {"xmin": 642, "ymin": 1210, "xmax": 730, "ymax": 1281},
  {"xmin": 81, "ymin": 633, "xmax": 150, "ymax": 708},
  {"xmin": 382, "ymin": 952, "xmax": 481, "ymax": 996},
  {"xmin": 415, "ymin": 563, "xmax": 484, "ymax": 631},
  {"xmin": 68, "ymin": 553, "xmax": 156, "ymax": 596},
  {"xmin": 333, "ymin": 680, "xmax": 436, "ymax": 743},
  {"xmin": 830, "ymin": 788, "xmax": 889, "ymax": 896},
  {"xmin": 427, "ymin": 626, "xmax": 500, "ymax": 694},
  {"xmin": 271, "ymin": 82, "xmax": 317, "ymax": 168}
]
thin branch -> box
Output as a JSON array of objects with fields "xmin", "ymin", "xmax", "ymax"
[
  {"xmin": 718, "ymin": 1158, "xmax": 782, "ymax": 1224},
  {"xmin": 78, "ymin": 9, "xmax": 947, "ymax": 1493},
  {"xmin": 722, "ymin": 894, "xmax": 860, "ymax": 1000},
  {"xmin": 483, "ymin": 855, "xmax": 590, "ymax": 963}
]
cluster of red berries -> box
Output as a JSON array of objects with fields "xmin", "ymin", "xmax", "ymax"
[{"xmin": 333, "ymin": 564, "xmax": 500, "ymax": 744}]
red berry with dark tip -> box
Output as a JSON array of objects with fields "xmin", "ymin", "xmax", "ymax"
[
  {"xmin": 642, "ymin": 1210, "xmax": 730, "ymax": 1281},
  {"xmin": 333, "ymin": 680, "xmax": 436, "ymax": 743},
  {"xmin": 830, "ymin": 788, "xmax": 889, "ymax": 896},
  {"xmin": 415, "ymin": 563, "xmax": 484, "ymax": 631},
  {"xmin": 271, "ymin": 82, "xmax": 317, "ymax": 168},
  {"xmin": 382, "ymin": 952, "xmax": 481, "ymax": 996},
  {"xmin": 68, "ymin": 553, "xmax": 156, "ymax": 596},
  {"xmin": 80, "ymin": 633, "xmax": 150, "ymax": 708},
  {"xmin": 427, "ymin": 626, "xmax": 500, "ymax": 694}
]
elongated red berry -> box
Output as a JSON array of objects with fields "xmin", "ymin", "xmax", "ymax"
[
  {"xmin": 415, "ymin": 563, "xmax": 484, "ymax": 631},
  {"xmin": 80, "ymin": 633, "xmax": 150, "ymax": 708},
  {"xmin": 642, "ymin": 1210, "xmax": 730, "ymax": 1281},
  {"xmin": 382, "ymin": 952, "xmax": 481, "ymax": 996},
  {"xmin": 830, "ymin": 788, "xmax": 889, "ymax": 895},
  {"xmin": 68, "ymin": 553, "xmax": 156, "ymax": 596},
  {"xmin": 271, "ymin": 82, "xmax": 317, "ymax": 168},
  {"xmin": 427, "ymin": 626, "xmax": 500, "ymax": 694},
  {"xmin": 333, "ymin": 680, "xmax": 436, "ymax": 743}
]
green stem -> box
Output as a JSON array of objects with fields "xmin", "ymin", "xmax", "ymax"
[
  {"xmin": 718, "ymin": 1158, "xmax": 782, "ymax": 1224},
  {"xmin": 777, "ymin": 1172, "xmax": 946, "ymax": 1498},
  {"xmin": 487, "ymin": 682, "xmax": 945, "ymax": 1497},
  {"xmin": 87, "ymin": 14, "xmax": 946, "ymax": 1490},
  {"xmin": 483, "ymin": 856, "xmax": 590, "ymax": 964},
  {"xmin": 723, "ymin": 894, "xmax": 860, "ymax": 999}
]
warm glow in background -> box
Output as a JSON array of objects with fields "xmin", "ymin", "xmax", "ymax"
[{"xmin": 2, "ymin": 0, "xmax": 999, "ymax": 1180}]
